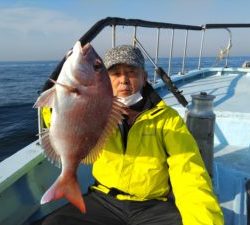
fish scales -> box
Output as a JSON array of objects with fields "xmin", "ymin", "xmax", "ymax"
[{"xmin": 34, "ymin": 41, "xmax": 125, "ymax": 213}]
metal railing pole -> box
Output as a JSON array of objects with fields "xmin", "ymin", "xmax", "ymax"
[
  {"xmin": 225, "ymin": 28, "xmax": 232, "ymax": 68},
  {"xmin": 225, "ymin": 52, "xmax": 229, "ymax": 68},
  {"xmin": 168, "ymin": 29, "xmax": 175, "ymax": 76},
  {"xmin": 198, "ymin": 28, "xmax": 206, "ymax": 70},
  {"xmin": 133, "ymin": 26, "xmax": 137, "ymax": 47},
  {"xmin": 181, "ymin": 30, "xmax": 189, "ymax": 74},
  {"xmin": 37, "ymin": 107, "xmax": 43, "ymax": 145},
  {"xmin": 154, "ymin": 28, "xmax": 160, "ymax": 83},
  {"xmin": 112, "ymin": 25, "xmax": 116, "ymax": 48}
]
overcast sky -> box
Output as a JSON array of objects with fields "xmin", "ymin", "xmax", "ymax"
[{"xmin": 1, "ymin": 0, "xmax": 250, "ymax": 61}]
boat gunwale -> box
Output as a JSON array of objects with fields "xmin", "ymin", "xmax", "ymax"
[{"xmin": 0, "ymin": 141, "xmax": 44, "ymax": 193}]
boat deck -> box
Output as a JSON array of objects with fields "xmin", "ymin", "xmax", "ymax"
[{"xmin": 157, "ymin": 68, "xmax": 250, "ymax": 114}]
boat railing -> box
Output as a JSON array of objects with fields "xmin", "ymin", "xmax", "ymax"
[
  {"xmin": 41, "ymin": 17, "xmax": 203, "ymax": 92},
  {"xmin": 42, "ymin": 17, "xmax": 250, "ymax": 92},
  {"xmin": 37, "ymin": 17, "xmax": 250, "ymax": 138}
]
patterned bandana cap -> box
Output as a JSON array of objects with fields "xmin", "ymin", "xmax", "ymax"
[{"xmin": 103, "ymin": 45, "xmax": 145, "ymax": 70}]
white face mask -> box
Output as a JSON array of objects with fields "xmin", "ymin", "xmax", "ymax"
[{"xmin": 117, "ymin": 91, "xmax": 143, "ymax": 106}]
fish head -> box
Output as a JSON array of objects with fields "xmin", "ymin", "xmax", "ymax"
[{"xmin": 68, "ymin": 41, "xmax": 108, "ymax": 87}]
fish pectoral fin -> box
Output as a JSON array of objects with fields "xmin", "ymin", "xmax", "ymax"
[
  {"xmin": 33, "ymin": 87, "xmax": 56, "ymax": 108},
  {"xmin": 82, "ymin": 98, "xmax": 127, "ymax": 164},
  {"xmin": 49, "ymin": 79, "xmax": 80, "ymax": 95},
  {"xmin": 40, "ymin": 129, "xmax": 61, "ymax": 168},
  {"xmin": 111, "ymin": 97, "xmax": 128, "ymax": 123},
  {"xmin": 41, "ymin": 175, "xmax": 86, "ymax": 213}
]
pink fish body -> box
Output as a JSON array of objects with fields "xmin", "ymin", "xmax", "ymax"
[{"xmin": 34, "ymin": 41, "xmax": 124, "ymax": 212}]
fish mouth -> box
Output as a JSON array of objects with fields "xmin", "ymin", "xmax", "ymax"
[{"xmin": 82, "ymin": 43, "xmax": 92, "ymax": 56}]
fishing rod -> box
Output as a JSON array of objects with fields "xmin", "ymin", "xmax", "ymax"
[{"xmin": 134, "ymin": 37, "xmax": 188, "ymax": 108}]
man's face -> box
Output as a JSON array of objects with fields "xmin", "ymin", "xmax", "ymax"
[{"xmin": 108, "ymin": 64, "xmax": 146, "ymax": 97}]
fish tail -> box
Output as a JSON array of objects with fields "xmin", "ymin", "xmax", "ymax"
[{"xmin": 40, "ymin": 175, "xmax": 86, "ymax": 213}]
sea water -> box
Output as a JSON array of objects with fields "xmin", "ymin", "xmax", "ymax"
[{"xmin": 0, "ymin": 61, "xmax": 58, "ymax": 161}]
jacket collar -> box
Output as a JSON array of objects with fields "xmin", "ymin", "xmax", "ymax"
[{"xmin": 129, "ymin": 82, "xmax": 162, "ymax": 112}]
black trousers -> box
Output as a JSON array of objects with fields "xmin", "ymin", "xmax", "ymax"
[{"xmin": 39, "ymin": 191, "xmax": 182, "ymax": 225}]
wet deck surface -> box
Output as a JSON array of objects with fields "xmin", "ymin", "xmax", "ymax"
[{"xmin": 158, "ymin": 72, "xmax": 250, "ymax": 114}]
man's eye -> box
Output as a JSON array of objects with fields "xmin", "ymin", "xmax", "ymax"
[
  {"xmin": 128, "ymin": 71, "xmax": 136, "ymax": 76},
  {"xmin": 110, "ymin": 72, "xmax": 120, "ymax": 76}
]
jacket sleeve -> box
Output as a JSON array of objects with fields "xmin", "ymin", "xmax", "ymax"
[{"xmin": 163, "ymin": 110, "xmax": 224, "ymax": 225}]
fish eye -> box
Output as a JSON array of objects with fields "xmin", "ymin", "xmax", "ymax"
[{"xmin": 93, "ymin": 59, "xmax": 103, "ymax": 71}]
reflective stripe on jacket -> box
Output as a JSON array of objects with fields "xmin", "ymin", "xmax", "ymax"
[{"xmin": 92, "ymin": 100, "xmax": 224, "ymax": 225}]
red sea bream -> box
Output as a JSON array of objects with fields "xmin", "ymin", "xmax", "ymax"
[{"xmin": 34, "ymin": 41, "xmax": 125, "ymax": 213}]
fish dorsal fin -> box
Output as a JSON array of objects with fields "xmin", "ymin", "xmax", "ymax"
[
  {"xmin": 40, "ymin": 129, "xmax": 61, "ymax": 168},
  {"xmin": 82, "ymin": 98, "xmax": 127, "ymax": 164},
  {"xmin": 33, "ymin": 87, "xmax": 56, "ymax": 108}
]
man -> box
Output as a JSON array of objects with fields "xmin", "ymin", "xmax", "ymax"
[{"xmin": 42, "ymin": 45, "xmax": 224, "ymax": 225}]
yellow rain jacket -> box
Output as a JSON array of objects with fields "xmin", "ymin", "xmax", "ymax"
[
  {"xmin": 92, "ymin": 100, "xmax": 224, "ymax": 225},
  {"xmin": 41, "ymin": 100, "xmax": 224, "ymax": 224}
]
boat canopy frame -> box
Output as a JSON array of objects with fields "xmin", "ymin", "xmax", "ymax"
[{"xmin": 42, "ymin": 17, "xmax": 250, "ymax": 92}]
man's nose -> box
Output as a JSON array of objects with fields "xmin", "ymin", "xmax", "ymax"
[{"xmin": 119, "ymin": 73, "xmax": 129, "ymax": 84}]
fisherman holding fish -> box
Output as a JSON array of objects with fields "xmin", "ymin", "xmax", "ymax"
[{"xmin": 38, "ymin": 44, "xmax": 224, "ymax": 225}]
